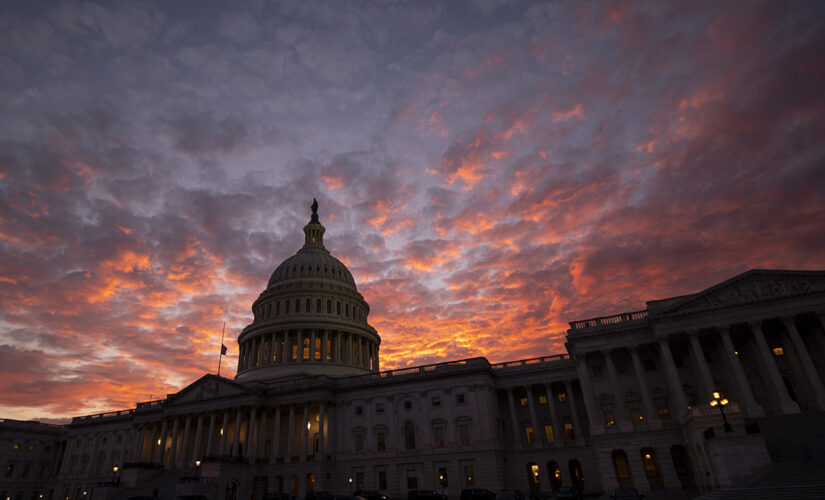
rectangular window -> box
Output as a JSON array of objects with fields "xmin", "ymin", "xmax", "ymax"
[
  {"xmin": 378, "ymin": 470, "xmax": 387, "ymax": 490},
  {"xmin": 538, "ymin": 395, "xmax": 548, "ymax": 404},
  {"xmin": 456, "ymin": 393, "xmax": 466, "ymax": 405},
  {"xmin": 604, "ymin": 412, "xmax": 616, "ymax": 426},
  {"xmin": 314, "ymin": 338, "xmax": 321, "ymax": 360},
  {"xmin": 432, "ymin": 397, "xmax": 441, "ymax": 408},
  {"xmin": 355, "ymin": 406, "xmax": 363, "ymax": 416},
  {"xmin": 438, "ymin": 467, "xmax": 448, "ymax": 487},
  {"xmin": 464, "ymin": 465, "xmax": 475, "ymax": 487},
  {"xmin": 564, "ymin": 422, "xmax": 575, "ymax": 441},
  {"xmin": 519, "ymin": 397, "xmax": 528, "ymax": 407},
  {"xmin": 376, "ymin": 403, "xmax": 384, "ymax": 414},
  {"xmin": 37, "ymin": 465, "xmax": 44, "ymax": 478},
  {"xmin": 407, "ymin": 470, "xmax": 418, "ymax": 490},
  {"xmin": 459, "ymin": 423, "xmax": 470, "ymax": 445},
  {"xmin": 354, "ymin": 433, "xmax": 364, "ymax": 453},
  {"xmin": 306, "ymin": 298, "xmax": 311, "ymax": 312},
  {"xmin": 302, "ymin": 338, "xmax": 310, "ymax": 360},
  {"xmin": 356, "ymin": 472, "xmax": 364, "ymax": 490},
  {"xmin": 544, "ymin": 424, "xmax": 554, "ymax": 443},
  {"xmin": 376, "ymin": 432, "xmax": 386, "ymax": 452},
  {"xmin": 434, "ymin": 426, "xmax": 445, "ymax": 447},
  {"xmin": 524, "ymin": 426, "xmax": 534, "ymax": 443},
  {"xmin": 291, "ymin": 343, "xmax": 298, "ymax": 361},
  {"xmin": 22, "ymin": 464, "xmax": 29, "ymax": 478},
  {"xmin": 6, "ymin": 463, "xmax": 14, "ymax": 477},
  {"xmin": 327, "ymin": 338, "xmax": 333, "ymax": 361},
  {"xmin": 557, "ymin": 392, "xmax": 567, "ymax": 403},
  {"xmin": 285, "ymin": 301, "xmax": 289, "ymax": 314},
  {"xmin": 295, "ymin": 299, "xmax": 301, "ymax": 313}
]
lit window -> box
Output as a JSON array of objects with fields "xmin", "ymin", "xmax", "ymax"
[
  {"xmin": 564, "ymin": 422, "xmax": 575, "ymax": 440},
  {"xmin": 544, "ymin": 424, "xmax": 554, "ymax": 443},
  {"xmin": 28, "ymin": 444, "xmax": 35, "ymax": 451},
  {"xmin": 519, "ymin": 397, "xmax": 528, "ymax": 407},
  {"xmin": 13, "ymin": 443, "xmax": 19, "ymax": 451},
  {"xmin": 604, "ymin": 413, "xmax": 616, "ymax": 426},
  {"xmin": 557, "ymin": 392, "xmax": 567, "ymax": 403},
  {"xmin": 530, "ymin": 464, "xmax": 540, "ymax": 484},
  {"xmin": 772, "ymin": 347, "xmax": 784, "ymax": 357},
  {"xmin": 538, "ymin": 395, "xmax": 548, "ymax": 404},
  {"xmin": 464, "ymin": 465, "xmax": 475, "ymax": 487},
  {"xmin": 525, "ymin": 426, "xmax": 535, "ymax": 443}
]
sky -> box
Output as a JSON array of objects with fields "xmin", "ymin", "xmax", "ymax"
[{"xmin": 1, "ymin": 0, "xmax": 824, "ymax": 422}]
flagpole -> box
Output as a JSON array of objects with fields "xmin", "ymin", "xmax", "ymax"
[{"xmin": 217, "ymin": 322, "xmax": 226, "ymax": 377}]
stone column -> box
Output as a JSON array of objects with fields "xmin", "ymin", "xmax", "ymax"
[
  {"xmin": 507, "ymin": 388, "xmax": 521, "ymax": 443},
  {"xmin": 628, "ymin": 346, "xmax": 661, "ymax": 429},
  {"xmin": 350, "ymin": 334, "xmax": 356, "ymax": 364},
  {"xmin": 688, "ymin": 332, "xmax": 716, "ymax": 401},
  {"xmin": 718, "ymin": 326, "xmax": 764, "ymax": 417},
  {"xmin": 336, "ymin": 331, "xmax": 342, "ymax": 363},
  {"xmin": 246, "ymin": 407, "xmax": 257, "ymax": 460},
  {"xmin": 133, "ymin": 426, "xmax": 145, "ymax": 463},
  {"xmin": 232, "ymin": 408, "xmax": 243, "ymax": 457},
  {"xmin": 205, "ymin": 412, "xmax": 217, "ymax": 458},
  {"xmin": 219, "ymin": 410, "xmax": 230, "ymax": 456},
  {"xmin": 603, "ymin": 349, "xmax": 632, "ymax": 431},
  {"xmin": 272, "ymin": 406, "xmax": 282, "ymax": 460},
  {"xmin": 287, "ymin": 405, "xmax": 295, "ymax": 457},
  {"xmin": 257, "ymin": 409, "xmax": 268, "ymax": 461},
  {"xmin": 319, "ymin": 401, "xmax": 326, "ymax": 457},
  {"xmin": 168, "ymin": 417, "xmax": 180, "ymax": 467},
  {"xmin": 192, "ymin": 414, "xmax": 204, "ymax": 463},
  {"xmin": 782, "ymin": 316, "xmax": 825, "ymax": 409},
  {"xmin": 322, "ymin": 331, "xmax": 329, "ymax": 362},
  {"xmin": 526, "ymin": 386, "xmax": 541, "ymax": 445},
  {"xmin": 656, "ymin": 337, "xmax": 689, "ymax": 420},
  {"xmin": 303, "ymin": 402, "xmax": 310, "ymax": 456},
  {"xmin": 544, "ymin": 384, "xmax": 562, "ymax": 445},
  {"xmin": 179, "ymin": 416, "xmax": 192, "ymax": 467},
  {"xmin": 749, "ymin": 320, "xmax": 800, "ymax": 414},
  {"xmin": 376, "ymin": 344, "xmax": 380, "ymax": 371},
  {"xmin": 148, "ymin": 423, "xmax": 159, "ymax": 462},
  {"xmin": 574, "ymin": 356, "xmax": 603, "ymax": 435},
  {"xmin": 310, "ymin": 330, "xmax": 317, "ymax": 361}
]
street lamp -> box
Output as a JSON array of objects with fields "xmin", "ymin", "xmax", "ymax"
[
  {"xmin": 709, "ymin": 392, "xmax": 733, "ymax": 432},
  {"xmin": 112, "ymin": 465, "xmax": 119, "ymax": 484},
  {"xmin": 195, "ymin": 460, "xmax": 201, "ymax": 480},
  {"xmin": 439, "ymin": 474, "xmax": 445, "ymax": 496},
  {"xmin": 348, "ymin": 476, "xmax": 353, "ymax": 494}
]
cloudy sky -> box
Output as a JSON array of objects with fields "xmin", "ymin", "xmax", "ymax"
[{"xmin": 1, "ymin": 0, "xmax": 824, "ymax": 421}]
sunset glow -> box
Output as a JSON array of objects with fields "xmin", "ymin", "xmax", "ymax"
[{"xmin": 1, "ymin": 0, "xmax": 824, "ymax": 421}]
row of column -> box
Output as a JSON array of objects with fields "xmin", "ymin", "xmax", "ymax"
[
  {"xmin": 504, "ymin": 380, "xmax": 584, "ymax": 447},
  {"xmin": 239, "ymin": 330, "xmax": 378, "ymax": 372},
  {"xmin": 130, "ymin": 402, "xmax": 330, "ymax": 469},
  {"xmin": 58, "ymin": 427, "xmax": 134, "ymax": 477},
  {"xmin": 575, "ymin": 313, "xmax": 825, "ymax": 435}
]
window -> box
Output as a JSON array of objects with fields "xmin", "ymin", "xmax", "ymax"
[
  {"xmin": 404, "ymin": 401, "xmax": 412, "ymax": 410},
  {"xmin": 529, "ymin": 463, "xmax": 540, "ymax": 484},
  {"xmin": 21, "ymin": 464, "xmax": 29, "ymax": 478},
  {"xmin": 356, "ymin": 472, "xmax": 364, "ymax": 489},
  {"xmin": 37, "ymin": 464, "xmax": 44, "ymax": 478},
  {"xmin": 564, "ymin": 422, "xmax": 575, "ymax": 441},
  {"xmin": 285, "ymin": 300, "xmax": 289, "ymax": 314},
  {"xmin": 354, "ymin": 431, "xmax": 365, "ymax": 453},
  {"xmin": 456, "ymin": 393, "xmax": 466, "ymax": 405},
  {"xmin": 346, "ymin": 303, "xmax": 350, "ymax": 317},
  {"xmin": 12, "ymin": 443, "xmax": 19, "ymax": 451},
  {"xmin": 355, "ymin": 406, "xmax": 363, "ymax": 416},
  {"xmin": 306, "ymin": 298, "xmax": 311, "ymax": 312},
  {"xmin": 317, "ymin": 299, "xmax": 322, "ymax": 313},
  {"xmin": 524, "ymin": 426, "xmax": 534, "ymax": 443},
  {"xmin": 544, "ymin": 424, "xmax": 554, "ymax": 443},
  {"xmin": 404, "ymin": 422, "xmax": 416, "ymax": 449},
  {"xmin": 519, "ymin": 397, "xmax": 528, "ymax": 407},
  {"xmin": 438, "ymin": 467, "xmax": 448, "ymax": 487},
  {"xmin": 337, "ymin": 301, "xmax": 341, "ymax": 315},
  {"xmin": 539, "ymin": 394, "xmax": 548, "ymax": 404},
  {"xmin": 376, "ymin": 431, "xmax": 386, "ymax": 452},
  {"xmin": 5, "ymin": 463, "xmax": 13, "ymax": 477},
  {"xmin": 557, "ymin": 392, "xmax": 567, "ymax": 403},
  {"xmin": 376, "ymin": 403, "xmax": 384, "ymax": 414},
  {"xmin": 772, "ymin": 347, "xmax": 784, "ymax": 357},
  {"xmin": 327, "ymin": 300, "xmax": 332, "ymax": 313},
  {"xmin": 459, "ymin": 422, "xmax": 471, "ymax": 446},
  {"xmin": 407, "ymin": 470, "xmax": 418, "ymax": 489},
  {"xmin": 302, "ymin": 338, "xmax": 310, "ymax": 360},
  {"xmin": 433, "ymin": 424, "xmax": 445, "ymax": 447},
  {"xmin": 276, "ymin": 301, "xmax": 281, "ymax": 315},
  {"xmin": 432, "ymin": 397, "xmax": 441, "ymax": 408},
  {"xmin": 643, "ymin": 359, "xmax": 656, "ymax": 371},
  {"xmin": 464, "ymin": 465, "xmax": 475, "ymax": 487},
  {"xmin": 604, "ymin": 412, "xmax": 616, "ymax": 426},
  {"xmin": 378, "ymin": 470, "xmax": 387, "ymax": 490},
  {"xmin": 612, "ymin": 450, "xmax": 631, "ymax": 480}
]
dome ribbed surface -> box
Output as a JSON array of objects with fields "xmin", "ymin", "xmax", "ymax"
[{"xmin": 267, "ymin": 250, "xmax": 357, "ymax": 289}]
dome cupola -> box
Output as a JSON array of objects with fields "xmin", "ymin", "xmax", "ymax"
[{"xmin": 235, "ymin": 199, "xmax": 380, "ymax": 383}]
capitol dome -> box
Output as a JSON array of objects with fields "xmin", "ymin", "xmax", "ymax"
[{"xmin": 235, "ymin": 199, "xmax": 380, "ymax": 383}]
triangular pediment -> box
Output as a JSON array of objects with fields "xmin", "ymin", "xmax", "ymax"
[
  {"xmin": 655, "ymin": 269, "xmax": 825, "ymax": 316},
  {"xmin": 166, "ymin": 374, "xmax": 252, "ymax": 405}
]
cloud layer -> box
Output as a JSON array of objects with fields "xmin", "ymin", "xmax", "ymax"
[{"xmin": 1, "ymin": 0, "xmax": 824, "ymax": 421}]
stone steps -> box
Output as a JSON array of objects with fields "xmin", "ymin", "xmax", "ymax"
[{"xmin": 693, "ymin": 461, "xmax": 825, "ymax": 500}]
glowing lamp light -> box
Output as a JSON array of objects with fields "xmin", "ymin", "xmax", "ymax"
[
  {"xmin": 307, "ymin": 421, "xmax": 311, "ymax": 430},
  {"xmin": 157, "ymin": 438, "xmax": 161, "ymax": 445},
  {"xmin": 113, "ymin": 466, "xmax": 118, "ymax": 473},
  {"xmin": 644, "ymin": 454, "xmax": 652, "ymax": 460},
  {"xmin": 195, "ymin": 460, "xmax": 201, "ymax": 467},
  {"xmin": 710, "ymin": 391, "xmax": 733, "ymax": 432}
]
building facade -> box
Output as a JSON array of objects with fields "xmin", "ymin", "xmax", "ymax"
[{"xmin": 3, "ymin": 203, "xmax": 825, "ymax": 500}]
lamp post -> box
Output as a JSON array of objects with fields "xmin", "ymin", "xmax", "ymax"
[
  {"xmin": 348, "ymin": 476, "xmax": 353, "ymax": 494},
  {"xmin": 112, "ymin": 465, "xmax": 119, "ymax": 485},
  {"xmin": 195, "ymin": 460, "xmax": 201, "ymax": 480},
  {"xmin": 439, "ymin": 474, "xmax": 445, "ymax": 496},
  {"xmin": 709, "ymin": 392, "xmax": 733, "ymax": 432}
]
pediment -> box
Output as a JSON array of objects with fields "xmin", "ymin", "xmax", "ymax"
[
  {"xmin": 166, "ymin": 375, "xmax": 251, "ymax": 405},
  {"xmin": 656, "ymin": 269, "xmax": 825, "ymax": 316}
]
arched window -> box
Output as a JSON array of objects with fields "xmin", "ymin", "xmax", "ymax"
[
  {"xmin": 641, "ymin": 447, "xmax": 663, "ymax": 489},
  {"xmin": 337, "ymin": 301, "xmax": 341, "ymax": 315},
  {"xmin": 568, "ymin": 459, "xmax": 583, "ymax": 487},
  {"xmin": 546, "ymin": 460, "xmax": 561, "ymax": 490},
  {"xmin": 327, "ymin": 300, "xmax": 332, "ymax": 313},
  {"xmin": 317, "ymin": 299, "xmax": 322, "ymax": 313},
  {"xmin": 527, "ymin": 462, "xmax": 540, "ymax": 485},
  {"xmin": 404, "ymin": 422, "xmax": 416, "ymax": 449},
  {"xmin": 295, "ymin": 299, "xmax": 301, "ymax": 313},
  {"xmin": 612, "ymin": 449, "xmax": 633, "ymax": 487},
  {"xmin": 306, "ymin": 298, "xmax": 311, "ymax": 313}
]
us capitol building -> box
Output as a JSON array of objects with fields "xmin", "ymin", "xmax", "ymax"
[{"xmin": 3, "ymin": 202, "xmax": 825, "ymax": 500}]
